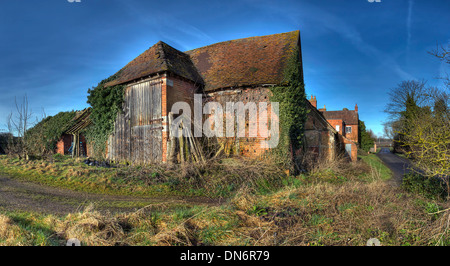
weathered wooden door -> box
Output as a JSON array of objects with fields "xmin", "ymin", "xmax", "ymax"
[
  {"xmin": 128, "ymin": 80, "xmax": 163, "ymax": 164},
  {"xmin": 108, "ymin": 80, "xmax": 163, "ymax": 164}
]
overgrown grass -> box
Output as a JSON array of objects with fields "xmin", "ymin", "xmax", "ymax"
[
  {"xmin": 0, "ymin": 155, "xmax": 286, "ymax": 199},
  {"xmin": 358, "ymin": 153, "xmax": 393, "ymax": 181},
  {"xmin": 402, "ymin": 172, "xmax": 448, "ymax": 201},
  {"xmin": 1, "ymin": 154, "xmax": 449, "ymax": 246},
  {"xmin": 0, "ymin": 211, "xmax": 63, "ymax": 246}
]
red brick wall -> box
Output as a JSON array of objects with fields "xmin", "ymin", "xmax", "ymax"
[
  {"xmin": 164, "ymin": 75, "xmax": 198, "ymax": 162},
  {"xmin": 205, "ymin": 87, "xmax": 275, "ymax": 158},
  {"xmin": 324, "ymin": 117, "xmax": 359, "ymax": 161},
  {"xmin": 55, "ymin": 134, "xmax": 72, "ymax": 155},
  {"xmin": 161, "ymin": 77, "xmax": 168, "ymax": 163},
  {"xmin": 339, "ymin": 135, "xmax": 358, "ymax": 161},
  {"xmin": 56, "ymin": 134, "xmax": 88, "ymax": 156},
  {"xmin": 165, "ymin": 75, "xmax": 197, "ymax": 113},
  {"xmin": 326, "ymin": 119, "xmax": 343, "ymax": 134},
  {"xmin": 344, "ymin": 124, "xmax": 358, "ymax": 143}
]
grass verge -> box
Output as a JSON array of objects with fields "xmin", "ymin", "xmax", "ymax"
[{"xmin": 358, "ymin": 153, "xmax": 393, "ymax": 181}]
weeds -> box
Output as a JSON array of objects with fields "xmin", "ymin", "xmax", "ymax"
[
  {"xmin": 0, "ymin": 155, "xmax": 287, "ymax": 198},
  {"xmin": 1, "ymin": 153, "xmax": 450, "ymax": 246},
  {"xmin": 402, "ymin": 172, "xmax": 447, "ymax": 200}
]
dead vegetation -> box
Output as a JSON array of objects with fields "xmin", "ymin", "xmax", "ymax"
[
  {"xmin": 0, "ymin": 215, "xmax": 24, "ymax": 246},
  {"xmin": 57, "ymin": 204, "xmax": 127, "ymax": 246},
  {"xmin": 1, "ymin": 153, "xmax": 450, "ymax": 246}
]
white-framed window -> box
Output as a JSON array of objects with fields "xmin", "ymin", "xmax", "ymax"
[
  {"xmin": 336, "ymin": 125, "xmax": 340, "ymax": 132},
  {"xmin": 345, "ymin": 126, "xmax": 352, "ymax": 133}
]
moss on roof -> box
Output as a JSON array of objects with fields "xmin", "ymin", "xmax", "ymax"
[
  {"xmin": 105, "ymin": 41, "xmax": 203, "ymax": 87},
  {"xmin": 104, "ymin": 30, "xmax": 301, "ymax": 91},
  {"xmin": 186, "ymin": 30, "xmax": 301, "ymax": 91}
]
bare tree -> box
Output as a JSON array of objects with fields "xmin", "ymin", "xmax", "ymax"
[
  {"xmin": 382, "ymin": 121, "xmax": 394, "ymax": 139},
  {"xmin": 428, "ymin": 43, "xmax": 450, "ymax": 90},
  {"xmin": 429, "ymin": 43, "xmax": 450, "ymax": 64},
  {"xmin": 383, "ymin": 44, "xmax": 450, "ymax": 197},
  {"xmin": 384, "ymin": 80, "xmax": 433, "ymax": 121},
  {"xmin": 7, "ymin": 95, "xmax": 33, "ymax": 159}
]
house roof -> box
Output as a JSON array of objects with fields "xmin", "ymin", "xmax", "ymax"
[
  {"xmin": 321, "ymin": 110, "xmax": 359, "ymax": 125},
  {"xmin": 185, "ymin": 30, "xmax": 301, "ymax": 91},
  {"xmin": 105, "ymin": 41, "xmax": 204, "ymax": 87},
  {"xmin": 104, "ymin": 31, "xmax": 301, "ymax": 91}
]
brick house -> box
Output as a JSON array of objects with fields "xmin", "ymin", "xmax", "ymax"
[
  {"xmin": 100, "ymin": 31, "xmax": 346, "ymax": 164},
  {"xmin": 309, "ymin": 95, "xmax": 359, "ymax": 161}
]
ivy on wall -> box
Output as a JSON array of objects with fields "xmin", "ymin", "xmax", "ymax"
[
  {"xmin": 269, "ymin": 47, "xmax": 307, "ymax": 169},
  {"xmin": 85, "ymin": 74, "xmax": 125, "ymax": 158},
  {"xmin": 25, "ymin": 111, "xmax": 77, "ymax": 156}
]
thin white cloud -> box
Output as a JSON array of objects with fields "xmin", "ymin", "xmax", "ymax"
[
  {"xmin": 250, "ymin": 0, "xmax": 416, "ymax": 81},
  {"xmin": 319, "ymin": 9, "xmax": 415, "ymax": 80},
  {"xmin": 406, "ymin": 0, "xmax": 414, "ymax": 55}
]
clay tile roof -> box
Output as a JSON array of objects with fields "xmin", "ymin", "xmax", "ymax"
[
  {"xmin": 185, "ymin": 30, "xmax": 301, "ymax": 91},
  {"xmin": 104, "ymin": 31, "xmax": 301, "ymax": 91},
  {"xmin": 321, "ymin": 110, "xmax": 359, "ymax": 125},
  {"xmin": 105, "ymin": 41, "xmax": 203, "ymax": 87}
]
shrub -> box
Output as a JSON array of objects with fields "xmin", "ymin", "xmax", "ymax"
[
  {"xmin": 401, "ymin": 172, "xmax": 447, "ymax": 200},
  {"xmin": 25, "ymin": 111, "xmax": 77, "ymax": 156}
]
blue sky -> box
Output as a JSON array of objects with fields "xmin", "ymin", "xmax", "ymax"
[{"xmin": 0, "ymin": 0, "xmax": 448, "ymax": 137}]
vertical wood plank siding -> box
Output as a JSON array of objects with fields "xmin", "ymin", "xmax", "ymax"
[{"xmin": 108, "ymin": 80, "xmax": 163, "ymax": 164}]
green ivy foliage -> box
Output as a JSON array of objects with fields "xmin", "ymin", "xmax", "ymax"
[
  {"xmin": 269, "ymin": 47, "xmax": 307, "ymax": 169},
  {"xmin": 85, "ymin": 74, "xmax": 125, "ymax": 158},
  {"xmin": 25, "ymin": 111, "xmax": 77, "ymax": 156}
]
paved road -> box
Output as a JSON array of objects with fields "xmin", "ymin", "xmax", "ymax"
[
  {"xmin": 376, "ymin": 147, "xmax": 414, "ymax": 186},
  {"xmin": 0, "ymin": 175, "xmax": 221, "ymax": 216}
]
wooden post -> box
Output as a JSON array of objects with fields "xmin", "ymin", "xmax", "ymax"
[
  {"xmin": 179, "ymin": 126, "xmax": 184, "ymax": 164},
  {"xmin": 77, "ymin": 132, "xmax": 80, "ymax": 157},
  {"xmin": 168, "ymin": 112, "xmax": 176, "ymax": 163},
  {"xmin": 71, "ymin": 133, "xmax": 77, "ymax": 158}
]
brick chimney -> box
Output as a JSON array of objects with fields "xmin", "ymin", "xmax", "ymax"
[
  {"xmin": 355, "ymin": 103, "xmax": 358, "ymax": 112},
  {"xmin": 309, "ymin": 95, "xmax": 317, "ymax": 108},
  {"xmin": 319, "ymin": 105, "xmax": 326, "ymax": 112}
]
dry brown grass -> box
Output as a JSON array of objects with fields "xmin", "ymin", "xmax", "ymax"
[
  {"xmin": 0, "ymin": 215, "xmax": 21, "ymax": 245},
  {"xmin": 56, "ymin": 204, "xmax": 127, "ymax": 246},
  {"xmin": 225, "ymin": 179, "xmax": 447, "ymax": 246},
  {"xmin": 1, "ymin": 179, "xmax": 449, "ymax": 246},
  {"xmin": 1, "ymin": 154, "xmax": 450, "ymax": 246}
]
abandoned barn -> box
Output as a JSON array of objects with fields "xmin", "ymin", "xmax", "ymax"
[{"xmin": 87, "ymin": 30, "xmax": 358, "ymax": 164}]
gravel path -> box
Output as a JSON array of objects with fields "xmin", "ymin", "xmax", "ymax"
[{"xmin": 0, "ymin": 175, "xmax": 222, "ymax": 216}]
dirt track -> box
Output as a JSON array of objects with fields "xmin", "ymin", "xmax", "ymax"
[{"xmin": 0, "ymin": 175, "xmax": 222, "ymax": 216}]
